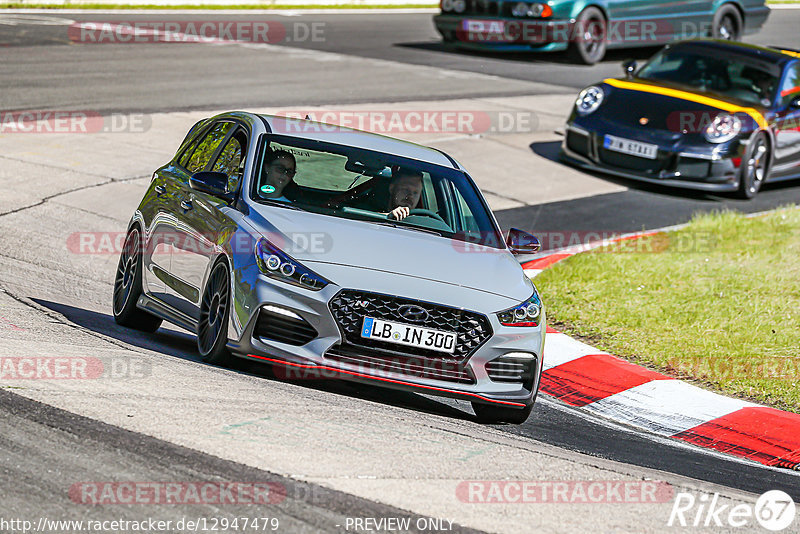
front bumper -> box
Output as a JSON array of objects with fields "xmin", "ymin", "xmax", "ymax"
[
  {"xmin": 226, "ymin": 277, "xmax": 544, "ymax": 408},
  {"xmin": 433, "ymin": 14, "xmax": 570, "ymax": 51},
  {"xmin": 559, "ymin": 124, "xmax": 743, "ymax": 193}
]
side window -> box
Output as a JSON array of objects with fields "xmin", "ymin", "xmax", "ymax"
[
  {"xmin": 779, "ymin": 63, "xmax": 800, "ymax": 107},
  {"xmin": 421, "ymin": 173, "xmax": 439, "ymax": 214},
  {"xmin": 212, "ymin": 131, "xmax": 246, "ymax": 194},
  {"xmin": 184, "ymin": 122, "xmax": 234, "ymax": 174}
]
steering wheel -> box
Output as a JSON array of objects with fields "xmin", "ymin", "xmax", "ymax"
[{"xmin": 392, "ymin": 208, "xmax": 446, "ymax": 224}]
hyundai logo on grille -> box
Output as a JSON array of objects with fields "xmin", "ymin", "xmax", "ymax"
[{"xmin": 397, "ymin": 304, "xmax": 429, "ymax": 323}]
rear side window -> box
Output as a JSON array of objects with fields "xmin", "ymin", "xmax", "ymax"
[{"xmin": 184, "ymin": 122, "xmax": 235, "ymax": 173}]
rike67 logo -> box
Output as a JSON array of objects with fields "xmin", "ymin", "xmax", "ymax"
[{"xmin": 669, "ymin": 490, "xmax": 796, "ymax": 531}]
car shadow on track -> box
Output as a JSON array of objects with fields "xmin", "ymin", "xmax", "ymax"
[
  {"xmin": 32, "ymin": 298, "xmax": 476, "ymax": 423},
  {"xmin": 395, "ymin": 41, "xmax": 661, "ymax": 66}
]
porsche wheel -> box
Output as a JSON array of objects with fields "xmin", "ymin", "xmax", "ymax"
[
  {"xmin": 198, "ymin": 260, "xmax": 234, "ymax": 366},
  {"xmin": 113, "ymin": 226, "xmax": 162, "ymax": 332},
  {"xmin": 738, "ymin": 133, "xmax": 770, "ymax": 199},
  {"xmin": 568, "ymin": 7, "xmax": 607, "ymax": 65}
]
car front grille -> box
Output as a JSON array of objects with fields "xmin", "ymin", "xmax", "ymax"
[
  {"xmin": 328, "ymin": 289, "xmax": 492, "ymax": 363},
  {"xmin": 486, "ymin": 355, "xmax": 537, "ymax": 383},
  {"xmin": 566, "ymin": 130, "xmax": 590, "ymax": 157},
  {"xmin": 326, "ymin": 344, "xmax": 476, "ymax": 384},
  {"xmin": 598, "ymin": 148, "xmax": 668, "ymax": 173},
  {"xmin": 464, "ymin": 0, "xmax": 500, "ymax": 16},
  {"xmin": 254, "ymin": 307, "xmax": 318, "ymax": 346}
]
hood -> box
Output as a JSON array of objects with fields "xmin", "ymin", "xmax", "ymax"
[
  {"xmin": 246, "ymin": 203, "xmax": 533, "ymax": 302},
  {"xmin": 593, "ymin": 78, "xmax": 766, "ymax": 137}
]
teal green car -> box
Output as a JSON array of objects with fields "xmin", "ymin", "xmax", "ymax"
[{"xmin": 433, "ymin": 0, "xmax": 769, "ymax": 64}]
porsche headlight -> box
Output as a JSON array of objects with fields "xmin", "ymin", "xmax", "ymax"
[
  {"xmin": 496, "ymin": 290, "xmax": 542, "ymax": 327},
  {"xmin": 255, "ymin": 238, "xmax": 329, "ymax": 291},
  {"xmin": 704, "ymin": 113, "xmax": 742, "ymax": 143},
  {"xmin": 441, "ymin": 0, "xmax": 454, "ymax": 12},
  {"xmin": 575, "ymin": 85, "xmax": 604, "ymax": 116},
  {"xmin": 453, "ymin": 0, "xmax": 466, "ymax": 12}
]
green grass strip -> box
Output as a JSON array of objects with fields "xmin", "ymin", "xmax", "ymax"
[{"xmin": 535, "ymin": 207, "xmax": 800, "ymax": 413}]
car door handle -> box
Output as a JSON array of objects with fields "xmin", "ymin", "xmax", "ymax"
[
  {"xmin": 180, "ymin": 199, "xmax": 193, "ymax": 211},
  {"xmin": 154, "ymin": 185, "xmax": 166, "ymax": 196}
]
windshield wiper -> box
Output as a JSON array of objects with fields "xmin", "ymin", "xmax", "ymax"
[{"xmin": 374, "ymin": 221, "xmax": 446, "ymax": 237}]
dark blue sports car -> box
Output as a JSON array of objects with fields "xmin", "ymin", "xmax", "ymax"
[{"xmin": 560, "ymin": 40, "xmax": 800, "ymax": 198}]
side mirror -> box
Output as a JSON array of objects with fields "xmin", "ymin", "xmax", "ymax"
[
  {"xmin": 190, "ymin": 171, "xmax": 234, "ymax": 202},
  {"xmin": 506, "ymin": 228, "xmax": 541, "ymax": 255},
  {"xmin": 623, "ymin": 59, "xmax": 637, "ymax": 78}
]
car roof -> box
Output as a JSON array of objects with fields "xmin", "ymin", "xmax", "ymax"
[
  {"xmin": 667, "ymin": 39, "xmax": 797, "ymax": 66},
  {"xmin": 253, "ymin": 114, "xmax": 459, "ymax": 169}
]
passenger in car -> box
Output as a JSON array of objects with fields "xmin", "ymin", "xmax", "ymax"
[{"xmin": 259, "ymin": 150, "xmax": 297, "ymax": 202}]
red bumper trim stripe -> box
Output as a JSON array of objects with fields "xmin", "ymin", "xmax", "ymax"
[{"xmin": 246, "ymin": 354, "xmax": 528, "ymax": 407}]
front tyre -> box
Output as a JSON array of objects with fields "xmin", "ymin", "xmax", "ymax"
[
  {"xmin": 711, "ymin": 4, "xmax": 742, "ymax": 40},
  {"xmin": 198, "ymin": 260, "xmax": 235, "ymax": 366},
  {"xmin": 472, "ymin": 401, "xmax": 533, "ymax": 424},
  {"xmin": 113, "ymin": 226, "xmax": 162, "ymax": 332},
  {"xmin": 567, "ymin": 7, "xmax": 607, "ymax": 65},
  {"xmin": 738, "ymin": 132, "xmax": 770, "ymax": 199}
]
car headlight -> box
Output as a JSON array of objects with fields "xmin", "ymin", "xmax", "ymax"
[
  {"xmin": 441, "ymin": 0, "xmax": 454, "ymax": 12},
  {"xmin": 453, "ymin": 0, "xmax": 466, "ymax": 12},
  {"xmin": 255, "ymin": 238, "xmax": 329, "ymax": 291},
  {"xmin": 496, "ymin": 290, "xmax": 542, "ymax": 327},
  {"xmin": 575, "ymin": 85, "xmax": 604, "ymax": 116},
  {"xmin": 704, "ymin": 113, "xmax": 741, "ymax": 143},
  {"xmin": 511, "ymin": 2, "xmax": 551, "ymax": 17}
]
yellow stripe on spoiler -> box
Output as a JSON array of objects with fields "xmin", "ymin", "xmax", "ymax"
[{"xmin": 603, "ymin": 78, "xmax": 768, "ymax": 129}]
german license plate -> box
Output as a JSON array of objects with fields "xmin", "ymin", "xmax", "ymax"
[
  {"xmin": 603, "ymin": 134, "xmax": 658, "ymax": 159},
  {"xmin": 461, "ymin": 19, "xmax": 506, "ymax": 35},
  {"xmin": 361, "ymin": 317, "xmax": 457, "ymax": 354}
]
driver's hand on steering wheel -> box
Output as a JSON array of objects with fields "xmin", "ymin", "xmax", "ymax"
[{"xmin": 388, "ymin": 206, "xmax": 410, "ymax": 220}]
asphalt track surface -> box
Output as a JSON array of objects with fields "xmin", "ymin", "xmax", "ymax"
[{"xmin": 2, "ymin": 9, "xmax": 800, "ymax": 531}]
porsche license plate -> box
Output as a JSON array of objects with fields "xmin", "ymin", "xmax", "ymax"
[
  {"xmin": 604, "ymin": 135, "xmax": 658, "ymax": 159},
  {"xmin": 361, "ymin": 317, "xmax": 457, "ymax": 354}
]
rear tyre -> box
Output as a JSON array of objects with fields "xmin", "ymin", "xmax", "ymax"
[
  {"xmin": 198, "ymin": 260, "xmax": 235, "ymax": 366},
  {"xmin": 737, "ymin": 132, "xmax": 770, "ymax": 199},
  {"xmin": 567, "ymin": 7, "xmax": 607, "ymax": 65},
  {"xmin": 711, "ymin": 4, "xmax": 742, "ymax": 40},
  {"xmin": 472, "ymin": 401, "xmax": 534, "ymax": 424},
  {"xmin": 112, "ymin": 226, "xmax": 162, "ymax": 332}
]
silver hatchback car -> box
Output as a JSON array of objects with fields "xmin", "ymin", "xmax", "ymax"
[{"xmin": 113, "ymin": 112, "xmax": 545, "ymax": 423}]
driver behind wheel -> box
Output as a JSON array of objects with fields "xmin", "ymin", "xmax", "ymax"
[{"xmin": 386, "ymin": 167, "xmax": 423, "ymax": 221}]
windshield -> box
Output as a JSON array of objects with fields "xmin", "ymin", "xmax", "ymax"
[
  {"xmin": 636, "ymin": 45, "xmax": 781, "ymax": 107},
  {"xmin": 250, "ymin": 134, "xmax": 504, "ymax": 248}
]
